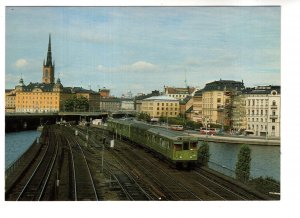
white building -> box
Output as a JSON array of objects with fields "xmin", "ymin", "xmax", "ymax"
[
  {"xmin": 121, "ymin": 99, "xmax": 135, "ymax": 111},
  {"xmin": 244, "ymin": 86, "xmax": 280, "ymax": 138}
]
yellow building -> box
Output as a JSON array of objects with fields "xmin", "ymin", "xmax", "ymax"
[
  {"xmin": 202, "ymin": 80, "xmax": 245, "ymax": 125},
  {"xmin": 14, "ymin": 78, "xmax": 73, "ymax": 113},
  {"xmin": 141, "ymin": 96, "xmax": 179, "ymax": 118}
]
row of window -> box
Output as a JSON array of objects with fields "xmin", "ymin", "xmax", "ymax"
[
  {"xmin": 247, "ymin": 99, "xmax": 277, "ymax": 106},
  {"xmin": 248, "ymin": 118, "xmax": 277, "ymax": 123},
  {"xmin": 248, "ymin": 124, "xmax": 276, "ymax": 131},
  {"xmin": 19, "ymin": 92, "xmax": 57, "ymax": 95},
  {"xmin": 168, "ymin": 94, "xmax": 187, "ymax": 98},
  {"xmin": 17, "ymin": 101, "xmax": 58, "ymax": 105},
  {"xmin": 156, "ymin": 102, "xmax": 178, "ymax": 106},
  {"xmin": 156, "ymin": 111, "xmax": 177, "ymax": 116},
  {"xmin": 247, "ymin": 109, "xmax": 277, "ymax": 116},
  {"xmin": 20, "ymin": 96, "xmax": 58, "ymax": 100}
]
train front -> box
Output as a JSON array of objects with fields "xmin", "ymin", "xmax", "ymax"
[{"xmin": 172, "ymin": 136, "xmax": 199, "ymax": 168}]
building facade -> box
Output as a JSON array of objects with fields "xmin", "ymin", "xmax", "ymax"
[
  {"xmin": 141, "ymin": 96, "xmax": 179, "ymax": 118},
  {"xmin": 99, "ymin": 98, "xmax": 121, "ymax": 112},
  {"xmin": 202, "ymin": 80, "xmax": 245, "ymax": 126},
  {"xmin": 5, "ymin": 89, "xmax": 16, "ymax": 112},
  {"xmin": 190, "ymin": 90, "xmax": 203, "ymax": 123},
  {"xmin": 231, "ymin": 93, "xmax": 247, "ymax": 132},
  {"xmin": 164, "ymin": 86, "xmax": 196, "ymax": 100},
  {"xmin": 244, "ymin": 86, "xmax": 281, "ymax": 137}
]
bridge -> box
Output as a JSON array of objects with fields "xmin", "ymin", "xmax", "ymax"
[{"xmin": 5, "ymin": 111, "xmax": 136, "ymax": 132}]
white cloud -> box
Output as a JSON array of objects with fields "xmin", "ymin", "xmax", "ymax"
[
  {"xmin": 96, "ymin": 61, "xmax": 158, "ymax": 73},
  {"xmin": 15, "ymin": 59, "xmax": 28, "ymax": 68},
  {"xmin": 130, "ymin": 61, "xmax": 156, "ymax": 71}
]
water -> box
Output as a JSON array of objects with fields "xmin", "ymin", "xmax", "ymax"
[
  {"xmin": 5, "ymin": 130, "xmax": 41, "ymax": 169},
  {"xmin": 204, "ymin": 141, "xmax": 280, "ymax": 181}
]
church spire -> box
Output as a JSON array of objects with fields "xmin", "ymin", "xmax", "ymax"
[
  {"xmin": 42, "ymin": 34, "xmax": 55, "ymax": 84},
  {"xmin": 45, "ymin": 34, "xmax": 52, "ymax": 67}
]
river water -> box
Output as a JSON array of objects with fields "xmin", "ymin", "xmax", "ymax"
[
  {"xmin": 203, "ymin": 141, "xmax": 280, "ymax": 182},
  {"xmin": 5, "ymin": 130, "xmax": 41, "ymax": 169}
]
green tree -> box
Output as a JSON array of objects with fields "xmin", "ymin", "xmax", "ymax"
[
  {"xmin": 198, "ymin": 141, "xmax": 210, "ymax": 166},
  {"xmin": 137, "ymin": 112, "xmax": 150, "ymax": 122},
  {"xmin": 62, "ymin": 96, "xmax": 89, "ymax": 112},
  {"xmin": 235, "ymin": 144, "xmax": 251, "ymax": 182}
]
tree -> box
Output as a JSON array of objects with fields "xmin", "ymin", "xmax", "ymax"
[
  {"xmin": 62, "ymin": 96, "xmax": 89, "ymax": 112},
  {"xmin": 137, "ymin": 112, "xmax": 151, "ymax": 122},
  {"xmin": 198, "ymin": 141, "xmax": 210, "ymax": 166},
  {"xmin": 235, "ymin": 144, "xmax": 251, "ymax": 182}
]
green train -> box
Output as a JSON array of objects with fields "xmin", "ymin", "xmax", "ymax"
[{"xmin": 107, "ymin": 119, "xmax": 199, "ymax": 168}]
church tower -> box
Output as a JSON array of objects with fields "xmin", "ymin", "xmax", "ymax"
[{"xmin": 42, "ymin": 34, "xmax": 55, "ymax": 84}]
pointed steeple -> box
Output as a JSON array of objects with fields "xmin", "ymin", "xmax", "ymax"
[{"xmin": 46, "ymin": 34, "xmax": 52, "ymax": 67}]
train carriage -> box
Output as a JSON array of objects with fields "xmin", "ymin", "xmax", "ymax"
[
  {"xmin": 146, "ymin": 127, "xmax": 198, "ymax": 167},
  {"xmin": 107, "ymin": 119, "xmax": 199, "ymax": 168}
]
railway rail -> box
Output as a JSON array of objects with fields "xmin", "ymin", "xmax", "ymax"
[
  {"xmin": 64, "ymin": 130, "xmax": 99, "ymax": 201},
  {"xmin": 87, "ymin": 126, "xmax": 270, "ymax": 200},
  {"xmin": 6, "ymin": 126, "xmax": 60, "ymax": 201}
]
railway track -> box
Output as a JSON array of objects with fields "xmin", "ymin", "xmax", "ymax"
[
  {"xmin": 6, "ymin": 126, "xmax": 60, "ymax": 201},
  {"xmin": 87, "ymin": 126, "xmax": 268, "ymax": 200},
  {"xmin": 64, "ymin": 130, "xmax": 99, "ymax": 201}
]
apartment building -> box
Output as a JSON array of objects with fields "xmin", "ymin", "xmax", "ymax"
[
  {"xmin": 244, "ymin": 86, "xmax": 280, "ymax": 137},
  {"xmin": 141, "ymin": 96, "xmax": 179, "ymax": 118},
  {"xmin": 202, "ymin": 80, "xmax": 245, "ymax": 125}
]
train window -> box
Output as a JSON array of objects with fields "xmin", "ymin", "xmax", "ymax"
[
  {"xmin": 183, "ymin": 142, "xmax": 189, "ymax": 150},
  {"xmin": 174, "ymin": 143, "xmax": 182, "ymax": 151},
  {"xmin": 190, "ymin": 142, "xmax": 198, "ymax": 150}
]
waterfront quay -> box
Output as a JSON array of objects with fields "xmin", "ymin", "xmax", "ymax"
[
  {"xmin": 194, "ymin": 134, "xmax": 280, "ymax": 146},
  {"xmin": 5, "ymin": 123, "xmax": 279, "ymax": 201}
]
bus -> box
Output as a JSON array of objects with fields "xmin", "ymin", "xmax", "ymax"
[{"xmin": 200, "ymin": 127, "xmax": 217, "ymax": 135}]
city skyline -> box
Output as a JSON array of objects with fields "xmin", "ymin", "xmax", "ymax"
[{"xmin": 6, "ymin": 6, "xmax": 280, "ymax": 96}]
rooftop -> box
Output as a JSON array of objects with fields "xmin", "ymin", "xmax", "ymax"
[{"xmin": 143, "ymin": 95, "xmax": 179, "ymax": 101}]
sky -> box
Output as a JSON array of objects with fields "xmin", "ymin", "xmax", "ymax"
[{"xmin": 5, "ymin": 6, "xmax": 280, "ymax": 96}]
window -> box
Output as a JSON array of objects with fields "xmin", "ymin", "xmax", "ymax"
[
  {"xmin": 272, "ymin": 126, "xmax": 275, "ymax": 131},
  {"xmin": 217, "ymin": 98, "xmax": 221, "ymax": 103},
  {"xmin": 272, "ymin": 119, "xmax": 275, "ymax": 123},
  {"xmin": 261, "ymin": 110, "xmax": 263, "ymax": 115},
  {"xmin": 272, "ymin": 100, "xmax": 276, "ymax": 106}
]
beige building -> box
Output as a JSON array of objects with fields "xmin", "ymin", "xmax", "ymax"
[
  {"xmin": 5, "ymin": 89, "xmax": 16, "ymax": 112},
  {"xmin": 190, "ymin": 90, "xmax": 203, "ymax": 123},
  {"xmin": 244, "ymin": 86, "xmax": 280, "ymax": 137},
  {"xmin": 202, "ymin": 80, "xmax": 245, "ymax": 126},
  {"xmin": 99, "ymin": 98, "xmax": 121, "ymax": 112},
  {"xmin": 141, "ymin": 96, "xmax": 179, "ymax": 118},
  {"xmin": 231, "ymin": 93, "xmax": 247, "ymax": 132}
]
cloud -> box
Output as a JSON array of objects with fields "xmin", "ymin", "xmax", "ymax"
[
  {"xmin": 96, "ymin": 61, "xmax": 158, "ymax": 73},
  {"xmin": 130, "ymin": 61, "xmax": 156, "ymax": 71},
  {"xmin": 15, "ymin": 59, "xmax": 28, "ymax": 68}
]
